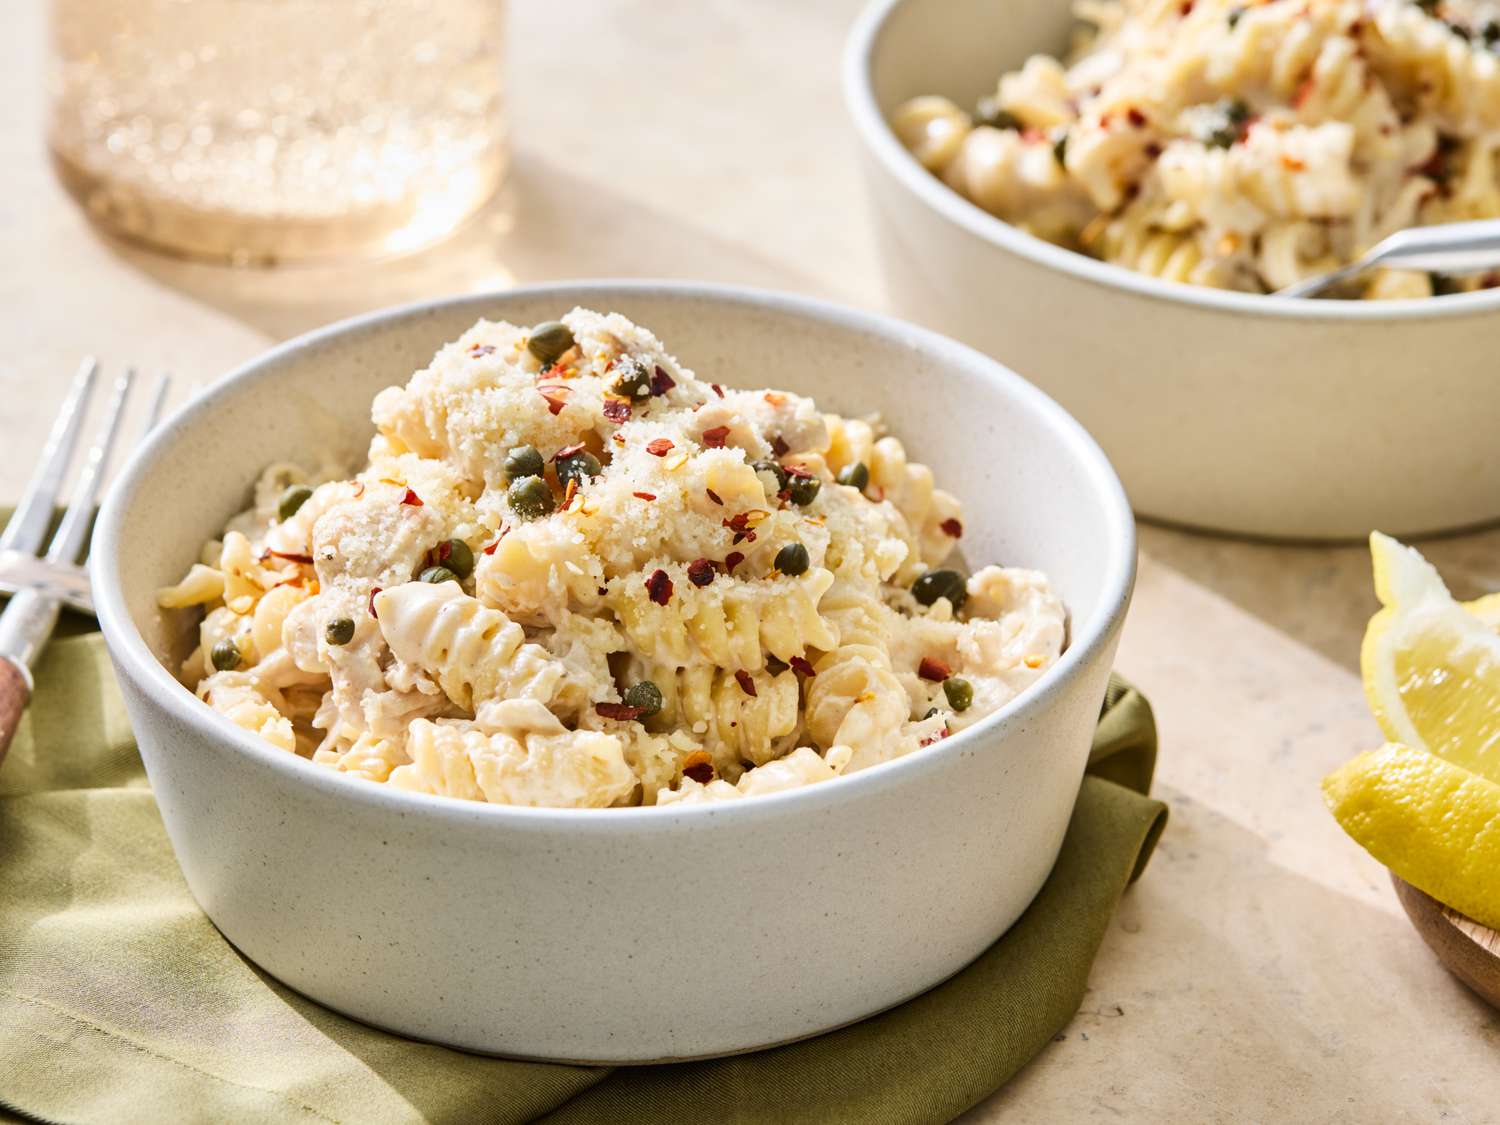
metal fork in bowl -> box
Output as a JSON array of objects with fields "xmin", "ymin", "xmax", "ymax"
[
  {"xmin": 0, "ymin": 360, "xmax": 169, "ymax": 762},
  {"xmin": 1275, "ymin": 218, "xmax": 1500, "ymax": 298}
]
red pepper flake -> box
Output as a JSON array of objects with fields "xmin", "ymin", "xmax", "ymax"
[
  {"xmin": 560, "ymin": 478, "xmax": 580, "ymax": 511},
  {"xmin": 611, "ymin": 433, "xmax": 627, "ymax": 446},
  {"xmin": 1126, "ymin": 107, "xmax": 1148, "ymax": 128},
  {"xmin": 701, "ymin": 425, "xmax": 731, "ymax": 449},
  {"xmin": 919, "ymin": 727, "xmax": 950, "ymax": 748},
  {"xmin": 1144, "ymin": 142, "xmax": 1163, "ymax": 159},
  {"xmin": 1179, "ymin": 0, "xmax": 1193, "ymax": 14},
  {"xmin": 646, "ymin": 568, "xmax": 673, "ymax": 605},
  {"xmin": 790, "ymin": 655, "xmax": 816, "ymax": 678},
  {"xmin": 734, "ymin": 669, "xmax": 757, "ymax": 697},
  {"xmin": 918, "ymin": 657, "xmax": 952, "ymax": 683},
  {"xmin": 482, "ymin": 527, "xmax": 509, "ymax": 555},
  {"xmin": 368, "ymin": 586, "xmax": 382, "ymax": 618},
  {"xmin": 784, "ymin": 463, "xmax": 813, "ymax": 479},
  {"xmin": 266, "ymin": 549, "xmax": 315, "ymax": 565},
  {"xmin": 1293, "ymin": 76, "xmax": 1316, "ymax": 109},
  {"xmin": 602, "ymin": 398, "xmax": 632, "ymax": 424},
  {"xmin": 598, "ymin": 586, "xmax": 609, "ymax": 596},
  {"xmin": 538, "ymin": 383, "xmax": 570, "ymax": 415},
  {"xmin": 553, "ymin": 443, "xmax": 585, "ymax": 461},
  {"xmin": 940, "ymin": 517, "xmax": 964, "ymax": 539},
  {"xmin": 646, "ymin": 438, "xmax": 674, "ymax": 457},
  {"xmin": 722, "ymin": 512, "xmax": 757, "ymax": 545},
  {"xmin": 469, "ymin": 343, "xmax": 495, "ymax": 356},
  {"xmin": 596, "ymin": 702, "xmax": 645, "ymax": 722},
  {"xmin": 272, "ymin": 575, "xmax": 305, "ymax": 590},
  {"xmin": 351, "ymin": 481, "xmax": 365, "ymax": 498},
  {"xmin": 710, "ymin": 383, "xmax": 725, "ymax": 398},
  {"xmin": 687, "ymin": 558, "xmax": 716, "ymax": 587},
  {"xmin": 724, "ymin": 551, "xmax": 745, "ymax": 573},
  {"xmin": 763, "ymin": 392, "xmax": 786, "ymax": 407},
  {"xmin": 650, "ymin": 365, "xmax": 676, "ymax": 396},
  {"xmin": 1280, "ymin": 154, "xmax": 1306, "ymax": 172},
  {"xmin": 705, "ymin": 488, "xmax": 723, "ymax": 506},
  {"xmin": 400, "ymin": 488, "xmax": 423, "ymax": 507},
  {"xmin": 633, "ymin": 491, "xmax": 657, "ymax": 501},
  {"xmin": 682, "ymin": 755, "xmax": 715, "ymax": 785},
  {"xmin": 770, "ymin": 435, "xmax": 790, "ymax": 458}
]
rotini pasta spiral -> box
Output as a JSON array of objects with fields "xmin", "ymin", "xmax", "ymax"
[{"xmin": 374, "ymin": 581, "xmax": 573, "ymax": 712}]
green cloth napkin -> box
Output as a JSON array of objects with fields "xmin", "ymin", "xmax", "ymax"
[{"xmin": 0, "ymin": 624, "xmax": 1165, "ymax": 1125}]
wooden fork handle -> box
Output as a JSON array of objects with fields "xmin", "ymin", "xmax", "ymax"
[{"xmin": 0, "ymin": 657, "xmax": 30, "ymax": 765}]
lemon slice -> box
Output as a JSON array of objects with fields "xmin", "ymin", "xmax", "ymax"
[
  {"xmin": 1361, "ymin": 533, "xmax": 1500, "ymax": 785},
  {"xmin": 1323, "ymin": 743, "xmax": 1500, "ymax": 930}
]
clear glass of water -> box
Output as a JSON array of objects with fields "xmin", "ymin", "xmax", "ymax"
[{"xmin": 46, "ymin": 0, "xmax": 507, "ymax": 265}]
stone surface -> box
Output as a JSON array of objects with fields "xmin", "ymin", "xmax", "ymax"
[{"xmin": 5, "ymin": 1, "xmax": 1499, "ymax": 1120}]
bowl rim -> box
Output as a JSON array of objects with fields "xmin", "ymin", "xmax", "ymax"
[
  {"xmin": 843, "ymin": 0, "xmax": 1500, "ymax": 321},
  {"xmin": 91, "ymin": 279, "xmax": 1136, "ymax": 830}
]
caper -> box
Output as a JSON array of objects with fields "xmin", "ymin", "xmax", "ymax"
[
  {"xmin": 943, "ymin": 677, "xmax": 974, "ymax": 712},
  {"xmin": 278, "ymin": 484, "xmax": 313, "ymax": 522},
  {"xmin": 418, "ymin": 565, "xmax": 459, "ymax": 585},
  {"xmin": 752, "ymin": 459, "xmax": 789, "ymax": 496},
  {"xmin": 623, "ymin": 680, "xmax": 664, "ymax": 719},
  {"xmin": 527, "ymin": 320, "xmax": 575, "ymax": 367},
  {"xmin": 210, "ymin": 638, "xmax": 242, "ymax": 672},
  {"xmin": 555, "ymin": 448, "xmax": 603, "ymax": 490},
  {"xmin": 505, "ymin": 444, "xmax": 544, "ymax": 481},
  {"xmin": 775, "ymin": 542, "xmax": 810, "ymax": 577},
  {"xmin": 435, "ymin": 538, "xmax": 475, "ymax": 579},
  {"xmin": 1203, "ymin": 98, "xmax": 1251, "ymax": 149},
  {"xmin": 508, "ymin": 475, "xmax": 555, "ymax": 519},
  {"xmin": 325, "ymin": 617, "xmax": 356, "ymax": 646},
  {"xmin": 975, "ymin": 95, "xmax": 1022, "ymax": 131},
  {"xmin": 836, "ymin": 462, "xmax": 870, "ymax": 491},
  {"xmin": 788, "ymin": 474, "xmax": 821, "ymax": 506},
  {"xmin": 610, "ymin": 355, "xmax": 653, "ymax": 400},
  {"xmin": 912, "ymin": 569, "xmax": 968, "ymax": 610}
]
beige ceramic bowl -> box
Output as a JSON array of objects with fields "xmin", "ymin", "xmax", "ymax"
[
  {"xmin": 846, "ymin": 0, "xmax": 1500, "ymax": 541},
  {"xmin": 92, "ymin": 283, "xmax": 1135, "ymax": 1063}
]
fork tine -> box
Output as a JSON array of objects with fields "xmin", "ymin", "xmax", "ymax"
[
  {"xmin": 47, "ymin": 368, "xmax": 136, "ymax": 565},
  {"xmin": 140, "ymin": 372, "xmax": 171, "ymax": 435},
  {"xmin": 0, "ymin": 358, "xmax": 99, "ymax": 555}
]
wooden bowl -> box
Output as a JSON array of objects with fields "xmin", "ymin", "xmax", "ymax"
[{"xmin": 1392, "ymin": 874, "xmax": 1500, "ymax": 1010}]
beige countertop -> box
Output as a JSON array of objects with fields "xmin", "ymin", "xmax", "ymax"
[{"xmin": 5, "ymin": 2, "xmax": 1498, "ymax": 1121}]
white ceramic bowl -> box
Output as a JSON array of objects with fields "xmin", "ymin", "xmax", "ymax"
[
  {"xmin": 91, "ymin": 282, "xmax": 1134, "ymax": 1063},
  {"xmin": 846, "ymin": 0, "xmax": 1500, "ymax": 541}
]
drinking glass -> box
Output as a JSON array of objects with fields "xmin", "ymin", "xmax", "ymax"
[{"xmin": 47, "ymin": 0, "xmax": 507, "ymax": 264}]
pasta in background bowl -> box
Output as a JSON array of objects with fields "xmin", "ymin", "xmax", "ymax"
[
  {"xmin": 847, "ymin": 0, "xmax": 1500, "ymax": 539},
  {"xmin": 91, "ymin": 283, "xmax": 1133, "ymax": 1061},
  {"xmin": 893, "ymin": 0, "xmax": 1500, "ymax": 298}
]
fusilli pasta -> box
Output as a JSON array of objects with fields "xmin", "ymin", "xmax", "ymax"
[
  {"xmin": 896, "ymin": 0, "xmax": 1500, "ymax": 297},
  {"xmin": 159, "ymin": 310, "xmax": 1066, "ymax": 807}
]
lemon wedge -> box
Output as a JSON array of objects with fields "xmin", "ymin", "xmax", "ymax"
[
  {"xmin": 1361, "ymin": 532, "xmax": 1500, "ymax": 786},
  {"xmin": 1323, "ymin": 743, "xmax": 1500, "ymax": 930}
]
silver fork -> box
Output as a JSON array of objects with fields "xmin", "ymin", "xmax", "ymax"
[{"xmin": 0, "ymin": 360, "xmax": 169, "ymax": 762}]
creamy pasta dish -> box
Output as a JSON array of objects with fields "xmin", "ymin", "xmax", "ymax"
[
  {"xmin": 158, "ymin": 311, "xmax": 1064, "ymax": 808},
  {"xmin": 894, "ymin": 0, "xmax": 1500, "ymax": 297}
]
